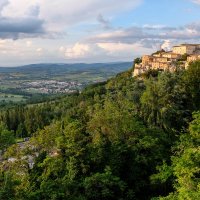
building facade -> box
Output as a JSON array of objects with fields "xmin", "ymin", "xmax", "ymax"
[
  {"xmin": 133, "ymin": 44, "xmax": 200, "ymax": 77},
  {"xmin": 172, "ymin": 44, "xmax": 200, "ymax": 55}
]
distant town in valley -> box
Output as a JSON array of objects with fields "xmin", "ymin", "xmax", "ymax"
[
  {"xmin": 22, "ymin": 80, "xmax": 83, "ymax": 94},
  {"xmin": 0, "ymin": 62, "xmax": 131, "ymax": 104}
]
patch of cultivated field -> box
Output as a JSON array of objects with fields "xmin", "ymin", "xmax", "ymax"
[{"xmin": 0, "ymin": 93, "xmax": 26, "ymax": 102}]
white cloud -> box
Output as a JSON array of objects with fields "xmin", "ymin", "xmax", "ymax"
[
  {"xmin": 97, "ymin": 42, "xmax": 151, "ymax": 57},
  {"xmin": 36, "ymin": 48, "xmax": 42, "ymax": 52},
  {"xmin": 143, "ymin": 24, "xmax": 167, "ymax": 29},
  {"xmin": 0, "ymin": 39, "xmax": 52, "ymax": 66},
  {"xmin": 64, "ymin": 43, "xmax": 106, "ymax": 59},
  {"xmin": 1, "ymin": 0, "xmax": 200, "ymax": 65},
  {"xmin": 61, "ymin": 41, "xmax": 151, "ymax": 61},
  {"xmin": 161, "ymin": 40, "xmax": 172, "ymax": 51},
  {"xmin": 26, "ymin": 40, "xmax": 32, "ymax": 47},
  {"xmin": 59, "ymin": 46, "xmax": 65, "ymax": 52},
  {"xmin": 1, "ymin": 0, "xmax": 142, "ymax": 32},
  {"xmin": 88, "ymin": 22, "xmax": 200, "ymax": 48},
  {"xmin": 65, "ymin": 43, "xmax": 90, "ymax": 58},
  {"xmin": 0, "ymin": 0, "xmax": 45, "ymax": 40},
  {"xmin": 97, "ymin": 42, "xmax": 135, "ymax": 53},
  {"xmin": 0, "ymin": 40, "xmax": 6, "ymax": 47},
  {"xmin": 1, "ymin": 50, "xmax": 7, "ymax": 54},
  {"xmin": 191, "ymin": 0, "xmax": 200, "ymax": 4},
  {"xmin": 0, "ymin": 0, "xmax": 9, "ymax": 14}
]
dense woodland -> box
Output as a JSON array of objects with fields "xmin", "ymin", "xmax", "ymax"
[{"xmin": 0, "ymin": 61, "xmax": 199, "ymax": 200}]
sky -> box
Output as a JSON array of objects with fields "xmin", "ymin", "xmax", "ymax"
[{"xmin": 0, "ymin": 0, "xmax": 200, "ymax": 66}]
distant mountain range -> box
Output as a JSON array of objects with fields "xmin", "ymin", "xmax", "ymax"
[
  {"xmin": 0, "ymin": 62, "xmax": 133, "ymax": 83},
  {"xmin": 0, "ymin": 62, "xmax": 132, "ymax": 73}
]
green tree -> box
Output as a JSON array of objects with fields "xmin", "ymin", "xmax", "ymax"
[
  {"xmin": 152, "ymin": 112, "xmax": 200, "ymax": 200},
  {"xmin": 134, "ymin": 57, "xmax": 142, "ymax": 64},
  {"xmin": 0, "ymin": 172, "xmax": 19, "ymax": 200},
  {"xmin": 0, "ymin": 123, "xmax": 15, "ymax": 151},
  {"xmin": 183, "ymin": 60, "xmax": 200, "ymax": 110},
  {"xmin": 84, "ymin": 167, "xmax": 126, "ymax": 200}
]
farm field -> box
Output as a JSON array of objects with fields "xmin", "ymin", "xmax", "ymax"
[
  {"xmin": 0, "ymin": 62, "xmax": 132, "ymax": 103},
  {"xmin": 0, "ymin": 93, "xmax": 26, "ymax": 102}
]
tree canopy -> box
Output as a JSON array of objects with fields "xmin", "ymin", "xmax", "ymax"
[{"xmin": 0, "ymin": 61, "xmax": 199, "ymax": 200}]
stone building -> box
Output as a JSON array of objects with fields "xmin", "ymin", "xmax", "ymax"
[
  {"xmin": 185, "ymin": 54, "xmax": 200, "ymax": 69},
  {"xmin": 153, "ymin": 57, "xmax": 168, "ymax": 63},
  {"xmin": 133, "ymin": 43, "xmax": 200, "ymax": 77},
  {"xmin": 172, "ymin": 44, "xmax": 200, "ymax": 55},
  {"xmin": 187, "ymin": 54, "xmax": 200, "ymax": 62},
  {"xmin": 152, "ymin": 62, "xmax": 169, "ymax": 70},
  {"xmin": 162, "ymin": 52, "xmax": 181, "ymax": 59},
  {"xmin": 142, "ymin": 55, "xmax": 154, "ymax": 65},
  {"xmin": 133, "ymin": 64, "xmax": 146, "ymax": 77}
]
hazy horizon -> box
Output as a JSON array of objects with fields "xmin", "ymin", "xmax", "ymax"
[{"xmin": 0, "ymin": 61, "xmax": 133, "ymax": 68}]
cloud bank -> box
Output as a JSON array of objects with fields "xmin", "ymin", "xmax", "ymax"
[
  {"xmin": 0, "ymin": 0, "xmax": 200, "ymax": 66},
  {"xmin": 0, "ymin": 0, "xmax": 142, "ymax": 39},
  {"xmin": 191, "ymin": 0, "xmax": 200, "ymax": 4},
  {"xmin": 0, "ymin": 1, "xmax": 45, "ymax": 39}
]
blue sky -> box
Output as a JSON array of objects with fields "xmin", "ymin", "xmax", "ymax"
[{"xmin": 0, "ymin": 0, "xmax": 200, "ymax": 66}]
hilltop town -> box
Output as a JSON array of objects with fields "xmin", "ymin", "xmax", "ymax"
[{"xmin": 133, "ymin": 44, "xmax": 200, "ymax": 76}]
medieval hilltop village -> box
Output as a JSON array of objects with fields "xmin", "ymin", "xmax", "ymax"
[{"xmin": 133, "ymin": 43, "xmax": 200, "ymax": 77}]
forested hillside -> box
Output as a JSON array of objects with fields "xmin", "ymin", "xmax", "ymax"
[{"xmin": 0, "ymin": 61, "xmax": 199, "ymax": 200}]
